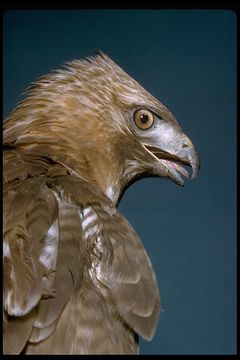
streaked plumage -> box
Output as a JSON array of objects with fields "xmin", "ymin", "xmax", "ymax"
[{"xmin": 3, "ymin": 51, "xmax": 200, "ymax": 354}]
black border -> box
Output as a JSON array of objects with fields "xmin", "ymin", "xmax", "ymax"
[{"xmin": 1, "ymin": 0, "xmax": 238, "ymax": 356}]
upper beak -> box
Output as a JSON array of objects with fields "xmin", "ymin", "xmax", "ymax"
[
  {"xmin": 176, "ymin": 134, "xmax": 200, "ymax": 181},
  {"xmin": 144, "ymin": 134, "xmax": 200, "ymax": 186}
]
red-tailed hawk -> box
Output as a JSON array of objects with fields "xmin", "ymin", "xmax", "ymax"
[{"xmin": 3, "ymin": 51, "xmax": 200, "ymax": 354}]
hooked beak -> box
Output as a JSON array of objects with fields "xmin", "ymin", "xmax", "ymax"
[{"xmin": 143, "ymin": 135, "xmax": 200, "ymax": 186}]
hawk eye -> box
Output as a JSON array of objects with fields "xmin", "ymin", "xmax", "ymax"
[{"xmin": 133, "ymin": 109, "xmax": 154, "ymax": 130}]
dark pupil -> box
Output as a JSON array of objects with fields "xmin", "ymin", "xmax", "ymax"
[{"xmin": 140, "ymin": 114, "xmax": 149, "ymax": 124}]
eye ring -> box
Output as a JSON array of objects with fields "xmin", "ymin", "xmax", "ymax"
[{"xmin": 133, "ymin": 109, "xmax": 154, "ymax": 130}]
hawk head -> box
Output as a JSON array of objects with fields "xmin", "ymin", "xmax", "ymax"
[{"xmin": 4, "ymin": 51, "xmax": 200, "ymax": 204}]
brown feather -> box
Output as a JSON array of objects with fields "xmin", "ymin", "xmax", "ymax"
[{"xmin": 3, "ymin": 51, "xmax": 200, "ymax": 354}]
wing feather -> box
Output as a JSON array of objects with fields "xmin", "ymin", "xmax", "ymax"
[
  {"xmin": 3, "ymin": 180, "xmax": 58, "ymax": 317},
  {"xmin": 48, "ymin": 175, "xmax": 160, "ymax": 341},
  {"xmin": 3, "ymin": 179, "xmax": 58, "ymax": 353},
  {"xmin": 90, "ymin": 205, "xmax": 160, "ymax": 340},
  {"xmin": 3, "ymin": 173, "xmax": 160, "ymax": 353},
  {"xmin": 3, "ymin": 308, "xmax": 36, "ymax": 354},
  {"xmin": 30, "ymin": 200, "xmax": 84, "ymax": 336}
]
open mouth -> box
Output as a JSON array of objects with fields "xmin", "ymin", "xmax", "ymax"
[{"xmin": 144, "ymin": 145, "xmax": 192, "ymax": 186}]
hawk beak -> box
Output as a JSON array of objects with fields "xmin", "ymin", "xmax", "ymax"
[{"xmin": 143, "ymin": 135, "xmax": 200, "ymax": 186}]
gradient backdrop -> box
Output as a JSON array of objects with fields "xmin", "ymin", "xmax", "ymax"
[{"xmin": 3, "ymin": 10, "xmax": 237, "ymax": 355}]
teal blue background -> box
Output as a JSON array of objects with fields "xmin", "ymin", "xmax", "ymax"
[{"xmin": 3, "ymin": 10, "xmax": 237, "ymax": 354}]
